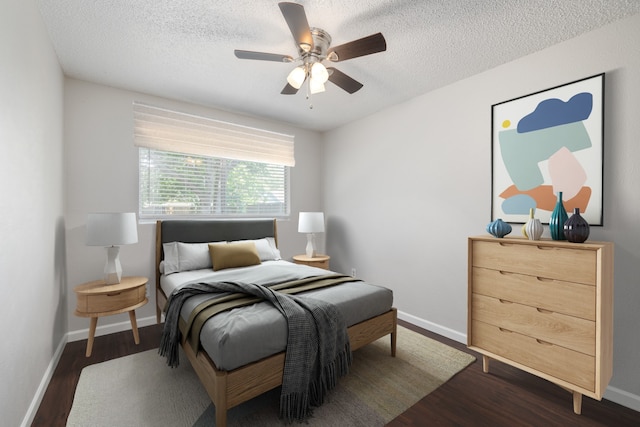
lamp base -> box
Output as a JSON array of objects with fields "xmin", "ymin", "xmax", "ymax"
[
  {"xmin": 305, "ymin": 233, "xmax": 317, "ymax": 258},
  {"xmin": 104, "ymin": 246, "xmax": 122, "ymax": 284}
]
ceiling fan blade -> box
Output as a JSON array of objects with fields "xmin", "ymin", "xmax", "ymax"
[
  {"xmin": 326, "ymin": 67, "xmax": 363, "ymax": 94},
  {"xmin": 234, "ymin": 50, "xmax": 293, "ymax": 62},
  {"xmin": 278, "ymin": 2, "xmax": 313, "ymax": 51},
  {"xmin": 281, "ymin": 83, "xmax": 300, "ymax": 95},
  {"xmin": 327, "ymin": 33, "xmax": 387, "ymax": 62}
]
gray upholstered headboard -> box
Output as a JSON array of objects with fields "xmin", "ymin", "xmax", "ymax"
[{"xmin": 159, "ymin": 219, "xmax": 277, "ymax": 246}]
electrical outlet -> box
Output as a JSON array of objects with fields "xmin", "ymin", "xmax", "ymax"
[{"xmin": 351, "ymin": 268, "xmax": 357, "ymax": 278}]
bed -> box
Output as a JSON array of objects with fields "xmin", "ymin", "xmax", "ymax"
[{"xmin": 155, "ymin": 219, "xmax": 397, "ymax": 426}]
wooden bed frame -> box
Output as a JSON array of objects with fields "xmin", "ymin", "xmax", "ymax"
[{"xmin": 155, "ymin": 219, "xmax": 397, "ymax": 427}]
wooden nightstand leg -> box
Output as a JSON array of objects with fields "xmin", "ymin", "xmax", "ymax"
[
  {"xmin": 86, "ymin": 317, "xmax": 98, "ymax": 357},
  {"xmin": 129, "ymin": 310, "xmax": 140, "ymax": 344}
]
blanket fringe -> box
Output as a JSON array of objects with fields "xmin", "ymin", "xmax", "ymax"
[
  {"xmin": 280, "ymin": 344, "xmax": 352, "ymax": 423},
  {"xmin": 158, "ymin": 327, "xmax": 181, "ymax": 368}
]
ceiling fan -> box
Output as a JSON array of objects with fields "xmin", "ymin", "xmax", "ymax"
[{"xmin": 234, "ymin": 2, "xmax": 387, "ymax": 96}]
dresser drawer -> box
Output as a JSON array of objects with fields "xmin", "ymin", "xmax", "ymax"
[
  {"xmin": 471, "ymin": 240, "xmax": 596, "ymax": 285},
  {"xmin": 471, "ymin": 267, "xmax": 596, "ymax": 320},
  {"xmin": 471, "ymin": 293, "xmax": 595, "ymax": 355},
  {"xmin": 77, "ymin": 286, "xmax": 146, "ymax": 314},
  {"xmin": 471, "ymin": 320, "xmax": 595, "ymax": 391}
]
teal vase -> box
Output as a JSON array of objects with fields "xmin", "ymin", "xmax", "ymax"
[{"xmin": 549, "ymin": 191, "xmax": 568, "ymax": 241}]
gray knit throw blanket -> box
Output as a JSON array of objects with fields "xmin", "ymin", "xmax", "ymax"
[{"xmin": 159, "ymin": 281, "xmax": 352, "ymax": 424}]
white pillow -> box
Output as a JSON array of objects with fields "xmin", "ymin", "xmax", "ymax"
[
  {"xmin": 231, "ymin": 238, "xmax": 281, "ymax": 261},
  {"xmin": 256, "ymin": 237, "xmax": 282, "ymax": 261},
  {"xmin": 163, "ymin": 241, "xmax": 222, "ymax": 274}
]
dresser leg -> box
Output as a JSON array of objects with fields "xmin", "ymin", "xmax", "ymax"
[
  {"xmin": 482, "ymin": 355, "xmax": 490, "ymax": 373},
  {"xmin": 86, "ymin": 317, "xmax": 98, "ymax": 357},
  {"xmin": 573, "ymin": 391, "xmax": 583, "ymax": 414},
  {"xmin": 129, "ymin": 310, "xmax": 140, "ymax": 344}
]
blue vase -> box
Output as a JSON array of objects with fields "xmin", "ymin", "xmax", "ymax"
[
  {"xmin": 486, "ymin": 218, "xmax": 512, "ymax": 238},
  {"xmin": 549, "ymin": 191, "xmax": 568, "ymax": 241},
  {"xmin": 564, "ymin": 207, "xmax": 590, "ymax": 243}
]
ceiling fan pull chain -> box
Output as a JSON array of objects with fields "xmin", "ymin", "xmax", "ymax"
[{"xmin": 306, "ymin": 77, "xmax": 313, "ymax": 109}]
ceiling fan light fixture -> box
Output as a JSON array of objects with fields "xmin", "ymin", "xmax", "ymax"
[
  {"xmin": 309, "ymin": 78, "xmax": 325, "ymax": 94},
  {"xmin": 311, "ymin": 62, "xmax": 329, "ymax": 83},
  {"xmin": 234, "ymin": 3, "xmax": 386, "ymax": 96},
  {"xmin": 287, "ymin": 66, "xmax": 306, "ymax": 89}
]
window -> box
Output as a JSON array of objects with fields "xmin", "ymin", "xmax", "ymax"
[
  {"xmin": 138, "ymin": 149, "xmax": 289, "ymax": 218},
  {"xmin": 134, "ymin": 102, "xmax": 294, "ymax": 219}
]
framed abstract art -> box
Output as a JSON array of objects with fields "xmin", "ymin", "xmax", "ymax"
[{"xmin": 491, "ymin": 73, "xmax": 605, "ymax": 225}]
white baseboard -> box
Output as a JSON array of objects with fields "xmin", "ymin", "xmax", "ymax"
[
  {"xmin": 66, "ymin": 315, "xmax": 158, "ymax": 342},
  {"xmin": 397, "ymin": 310, "xmax": 467, "ymax": 344},
  {"xmin": 20, "ymin": 335, "xmax": 67, "ymax": 427},
  {"xmin": 397, "ymin": 310, "xmax": 640, "ymax": 414},
  {"xmin": 604, "ymin": 385, "xmax": 640, "ymax": 412}
]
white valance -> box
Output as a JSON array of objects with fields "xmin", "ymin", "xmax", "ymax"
[{"xmin": 133, "ymin": 102, "xmax": 295, "ymax": 167}]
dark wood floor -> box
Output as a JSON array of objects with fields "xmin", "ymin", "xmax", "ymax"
[{"xmin": 32, "ymin": 320, "xmax": 639, "ymax": 426}]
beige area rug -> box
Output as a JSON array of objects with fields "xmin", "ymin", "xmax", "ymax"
[{"xmin": 67, "ymin": 326, "xmax": 475, "ymax": 427}]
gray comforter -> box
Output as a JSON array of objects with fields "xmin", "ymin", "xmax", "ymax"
[{"xmin": 161, "ymin": 262, "xmax": 393, "ymax": 371}]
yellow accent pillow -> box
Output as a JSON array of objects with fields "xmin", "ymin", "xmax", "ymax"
[{"xmin": 209, "ymin": 241, "xmax": 261, "ymax": 271}]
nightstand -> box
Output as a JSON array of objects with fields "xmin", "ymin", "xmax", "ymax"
[
  {"xmin": 74, "ymin": 276, "xmax": 148, "ymax": 357},
  {"xmin": 292, "ymin": 254, "xmax": 330, "ymax": 270}
]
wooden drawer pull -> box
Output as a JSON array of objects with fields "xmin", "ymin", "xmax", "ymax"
[
  {"xmin": 498, "ymin": 270, "xmax": 513, "ymax": 276},
  {"xmin": 536, "ymin": 339, "xmax": 553, "ymax": 346},
  {"xmin": 498, "ymin": 299, "xmax": 513, "ymax": 304},
  {"xmin": 536, "ymin": 308, "xmax": 553, "ymax": 314},
  {"xmin": 498, "ymin": 327, "xmax": 513, "ymax": 333},
  {"xmin": 536, "ymin": 276, "xmax": 553, "ymax": 282},
  {"xmin": 499, "ymin": 242, "xmax": 514, "ymax": 247},
  {"xmin": 536, "ymin": 245, "xmax": 555, "ymax": 250},
  {"xmin": 106, "ymin": 292, "xmax": 122, "ymax": 297}
]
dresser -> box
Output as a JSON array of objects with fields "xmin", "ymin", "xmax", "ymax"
[{"xmin": 467, "ymin": 236, "xmax": 613, "ymax": 414}]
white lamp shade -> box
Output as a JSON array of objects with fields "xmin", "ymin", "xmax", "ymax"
[
  {"xmin": 298, "ymin": 212, "xmax": 325, "ymax": 233},
  {"xmin": 311, "ymin": 62, "xmax": 329, "ymax": 83},
  {"xmin": 309, "ymin": 78, "xmax": 326, "ymax": 94},
  {"xmin": 86, "ymin": 212, "xmax": 138, "ymax": 246},
  {"xmin": 287, "ymin": 66, "xmax": 306, "ymax": 89}
]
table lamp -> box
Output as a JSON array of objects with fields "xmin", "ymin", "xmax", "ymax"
[
  {"xmin": 298, "ymin": 212, "xmax": 325, "ymax": 258},
  {"xmin": 86, "ymin": 212, "xmax": 138, "ymax": 284}
]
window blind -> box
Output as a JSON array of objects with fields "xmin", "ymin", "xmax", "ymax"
[
  {"xmin": 139, "ymin": 149, "xmax": 289, "ymax": 218},
  {"xmin": 133, "ymin": 102, "xmax": 295, "ymax": 167}
]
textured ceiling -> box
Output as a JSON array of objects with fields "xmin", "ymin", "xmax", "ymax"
[{"xmin": 36, "ymin": 0, "xmax": 640, "ymax": 132}]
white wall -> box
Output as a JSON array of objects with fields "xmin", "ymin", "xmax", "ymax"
[
  {"xmin": 64, "ymin": 79, "xmax": 324, "ymax": 335},
  {"xmin": 323, "ymin": 13, "xmax": 640, "ymax": 410},
  {"xmin": 0, "ymin": 1, "xmax": 66, "ymax": 426},
  {"xmin": 10, "ymin": 1, "xmax": 640, "ymax": 423}
]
